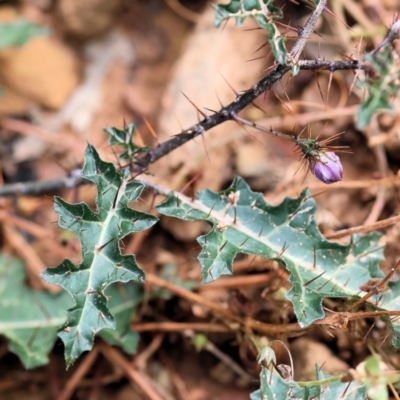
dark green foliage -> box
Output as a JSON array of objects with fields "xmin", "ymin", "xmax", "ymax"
[
  {"xmin": 214, "ymin": 0, "xmax": 287, "ymax": 64},
  {"xmin": 104, "ymin": 124, "xmax": 149, "ymax": 161},
  {"xmin": 0, "ymin": 254, "xmax": 142, "ymax": 368},
  {"xmin": 41, "ymin": 145, "xmax": 158, "ymax": 366},
  {"xmin": 156, "ymin": 177, "xmax": 397, "ymax": 339}
]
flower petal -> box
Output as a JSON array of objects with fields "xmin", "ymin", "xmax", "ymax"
[{"xmin": 309, "ymin": 152, "xmax": 343, "ymax": 184}]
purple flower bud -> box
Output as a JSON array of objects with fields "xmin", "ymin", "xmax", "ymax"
[{"xmin": 309, "ymin": 152, "xmax": 343, "ymax": 184}]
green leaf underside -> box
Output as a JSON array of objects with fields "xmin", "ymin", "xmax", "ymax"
[
  {"xmin": 214, "ymin": 0, "xmax": 287, "ymax": 64},
  {"xmin": 156, "ymin": 177, "xmax": 398, "ymax": 339},
  {"xmin": 250, "ymin": 367, "xmax": 366, "ymax": 400},
  {"xmin": 0, "ymin": 254, "xmax": 141, "ymax": 368},
  {"xmin": 0, "ymin": 19, "xmax": 48, "ymax": 50},
  {"xmin": 41, "ymin": 145, "xmax": 158, "ymax": 366}
]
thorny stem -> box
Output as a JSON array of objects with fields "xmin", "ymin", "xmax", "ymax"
[
  {"xmin": 233, "ymin": 115, "xmax": 296, "ymax": 141},
  {"xmin": 132, "ymin": 59, "xmax": 366, "ymax": 174},
  {"xmin": 288, "ymin": 0, "xmax": 328, "ymax": 64},
  {"xmin": 0, "ymin": 175, "xmax": 82, "ymax": 197},
  {"xmin": 0, "ymin": 60, "xmax": 368, "ymax": 198},
  {"xmin": 370, "ymin": 20, "xmax": 400, "ymax": 55},
  {"xmin": 132, "ymin": 62, "xmax": 290, "ymax": 172},
  {"xmin": 0, "ymin": 11, "xmax": 371, "ymax": 201},
  {"xmin": 345, "ymin": 263, "xmax": 399, "ymax": 313}
]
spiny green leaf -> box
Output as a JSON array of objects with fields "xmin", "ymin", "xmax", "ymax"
[
  {"xmin": 104, "ymin": 124, "xmax": 149, "ymax": 161},
  {"xmin": 156, "ymin": 176, "xmax": 394, "ymax": 335},
  {"xmin": 357, "ymin": 46, "xmax": 400, "ymax": 129},
  {"xmin": 0, "ymin": 19, "xmax": 48, "ymax": 50},
  {"xmin": 250, "ymin": 367, "xmax": 366, "ymax": 400},
  {"xmin": 357, "ymin": 89, "xmax": 392, "ymax": 129},
  {"xmin": 214, "ymin": 0, "xmax": 282, "ymax": 24},
  {"xmin": 41, "ymin": 145, "xmax": 158, "ymax": 367},
  {"xmin": 214, "ymin": 0, "xmax": 287, "ymax": 64},
  {"xmin": 372, "ymin": 277, "xmax": 400, "ymax": 348},
  {"xmin": 0, "ymin": 254, "xmax": 142, "ymax": 368}
]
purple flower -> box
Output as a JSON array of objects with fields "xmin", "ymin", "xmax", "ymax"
[{"xmin": 309, "ymin": 152, "xmax": 343, "ymax": 184}]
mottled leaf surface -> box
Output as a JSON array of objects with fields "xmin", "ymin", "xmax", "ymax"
[
  {"xmin": 156, "ymin": 177, "xmax": 394, "ymax": 335},
  {"xmin": 42, "ymin": 145, "xmax": 158, "ymax": 366}
]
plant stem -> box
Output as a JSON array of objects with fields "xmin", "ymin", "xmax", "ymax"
[
  {"xmin": 289, "ymin": 0, "xmax": 328, "ymax": 63},
  {"xmin": 296, "ymin": 373, "xmax": 346, "ymax": 387},
  {"xmin": 132, "ymin": 59, "xmax": 366, "ymax": 174},
  {"xmin": 0, "ymin": 67, "xmax": 369, "ymax": 197},
  {"xmin": 233, "ymin": 115, "xmax": 296, "ymax": 141}
]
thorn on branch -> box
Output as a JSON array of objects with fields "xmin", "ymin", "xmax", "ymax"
[{"xmin": 181, "ymin": 92, "xmax": 209, "ymax": 120}]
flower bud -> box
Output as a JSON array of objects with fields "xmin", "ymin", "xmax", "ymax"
[{"xmin": 309, "ymin": 151, "xmax": 343, "ymax": 184}]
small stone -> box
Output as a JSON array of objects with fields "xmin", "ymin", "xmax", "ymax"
[{"xmin": 0, "ymin": 36, "xmax": 80, "ymax": 109}]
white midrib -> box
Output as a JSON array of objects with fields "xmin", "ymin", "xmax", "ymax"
[
  {"xmin": 175, "ymin": 190, "xmax": 357, "ymax": 298},
  {"xmin": 75, "ymin": 178, "xmax": 128, "ymax": 331}
]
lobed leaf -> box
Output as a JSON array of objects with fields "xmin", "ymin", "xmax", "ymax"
[
  {"xmin": 156, "ymin": 177, "xmax": 399, "ymax": 339},
  {"xmin": 41, "ymin": 145, "xmax": 158, "ymax": 366},
  {"xmin": 104, "ymin": 124, "xmax": 149, "ymax": 161},
  {"xmin": 0, "ymin": 254, "xmax": 142, "ymax": 368},
  {"xmin": 250, "ymin": 367, "xmax": 366, "ymax": 400},
  {"xmin": 214, "ymin": 0, "xmax": 287, "ymax": 64}
]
